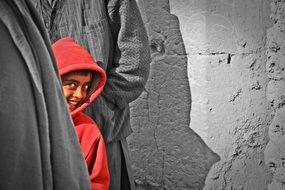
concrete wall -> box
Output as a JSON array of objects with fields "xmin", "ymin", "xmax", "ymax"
[
  {"xmin": 129, "ymin": 1, "xmax": 219, "ymax": 189},
  {"xmin": 128, "ymin": 0, "xmax": 285, "ymax": 189},
  {"xmin": 265, "ymin": 0, "xmax": 285, "ymax": 189}
]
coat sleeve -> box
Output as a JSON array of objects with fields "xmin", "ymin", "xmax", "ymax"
[
  {"xmin": 86, "ymin": 134, "xmax": 110, "ymax": 190},
  {"xmin": 102, "ymin": 0, "xmax": 151, "ymax": 109}
]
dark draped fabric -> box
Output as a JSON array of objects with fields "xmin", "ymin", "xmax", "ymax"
[{"xmin": 0, "ymin": 0, "xmax": 90, "ymax": 189}]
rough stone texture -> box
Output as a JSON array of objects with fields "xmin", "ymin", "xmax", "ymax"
[
  {"xmin": 128, "ymin": 0, "xmax": 285, "ymax": 189},
  {"xmin": 264, "ymin": 1, "xmax": 285, "ymax": 189},
  {"xmin": 169, "ymin": 0, "xmax": 274, "ymax": 190},
  {"xmin": 129, "ymin": 0, "xmax": 219, "ymax": 189},
  {"xmin": 129, "ymin": 0, "xmax": 284, "ymax": 190}
]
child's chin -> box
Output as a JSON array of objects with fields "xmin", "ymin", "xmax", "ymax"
[{"xmin": 69, "ymin": 105, "xmax": 76, "ymax": 112}]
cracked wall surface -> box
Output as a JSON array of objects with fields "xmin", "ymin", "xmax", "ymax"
[
  {"xmin": 128, "ymin": 0, "xmax": 285, "ymax": 189},
  {"xmin": 264, "ymin": 0, "xmax": 285, "ymax": 189},
  {"xmin": 170, "ymin": 0, "xmax": 274, "ymax": 189},
  {"xmin": 129, "ymin": 0, "xmax": 219, "ymax": 189}
]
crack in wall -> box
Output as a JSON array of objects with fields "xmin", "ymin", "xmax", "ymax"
[{"xmin": 153, "ymin": 86, "xmax": 160, "ymax": 151}]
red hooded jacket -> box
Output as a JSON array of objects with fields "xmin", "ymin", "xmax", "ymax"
[{"xmin": 52, "ymin": 37, "xmax": 110, "ymax": 190}]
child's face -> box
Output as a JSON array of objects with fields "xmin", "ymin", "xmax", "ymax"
[{"xmin": 61, "ymin": 73, "xmax": 92, "ymax": 112}]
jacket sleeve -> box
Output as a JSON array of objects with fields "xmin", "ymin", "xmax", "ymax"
[
  {"xmin": 103, "ymin": 0, "xmax": 151, "ymax": 109},
  {"xmin": 86, "ymin": 134, "xmax": 110, "ymax": 190}
]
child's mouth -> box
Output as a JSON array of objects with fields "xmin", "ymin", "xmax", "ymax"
[{"xmin": 68, "ymin": 100, "xmax": 80, "ymax": 111}]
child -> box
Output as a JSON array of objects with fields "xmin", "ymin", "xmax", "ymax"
[{"xmin": 52, "ymin": 37, "xmax": 110, "ymax": 190}]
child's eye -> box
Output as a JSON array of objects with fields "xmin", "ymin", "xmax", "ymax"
[
  {"xmin": 64, "ymin": 82, "xmax": 77, "ymax": 89},
  {"xmin": 83, "ymin": 84, "xmax": 90, "ymax": 91},
  {"xmin": 69, "ymin": 83, "xmax": 76, "ymax": 88}
]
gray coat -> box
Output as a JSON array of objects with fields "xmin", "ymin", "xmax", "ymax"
[{"xmin": 0, "ymin": 0, "xmax": 90, "ymax": 189}]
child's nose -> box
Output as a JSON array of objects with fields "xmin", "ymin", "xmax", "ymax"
[{"xmin": 74, "ymin": 87, "xmax": 84, "ymax": 99}]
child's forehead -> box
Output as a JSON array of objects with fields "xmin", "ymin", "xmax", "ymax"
[
  {"xmin": 63, "ymin": 70, "xmax": 93, "ymax": 77},
  {"xmin": 62, "ymin": 71, "xmax": 93, "ymax": 81}
]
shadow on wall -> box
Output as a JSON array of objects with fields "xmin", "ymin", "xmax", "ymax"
[
  {"xmin": 128, "ymin": 0, "xmax": 220, "ymax": 189},
  {"xmin": 168, "ymin": 0, "xmax": 274, "ymax": 190}
]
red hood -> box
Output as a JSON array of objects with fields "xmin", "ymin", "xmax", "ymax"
[{"xmin": 52, "ymin": 37, "xmax": 106, "ymax": 117}]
